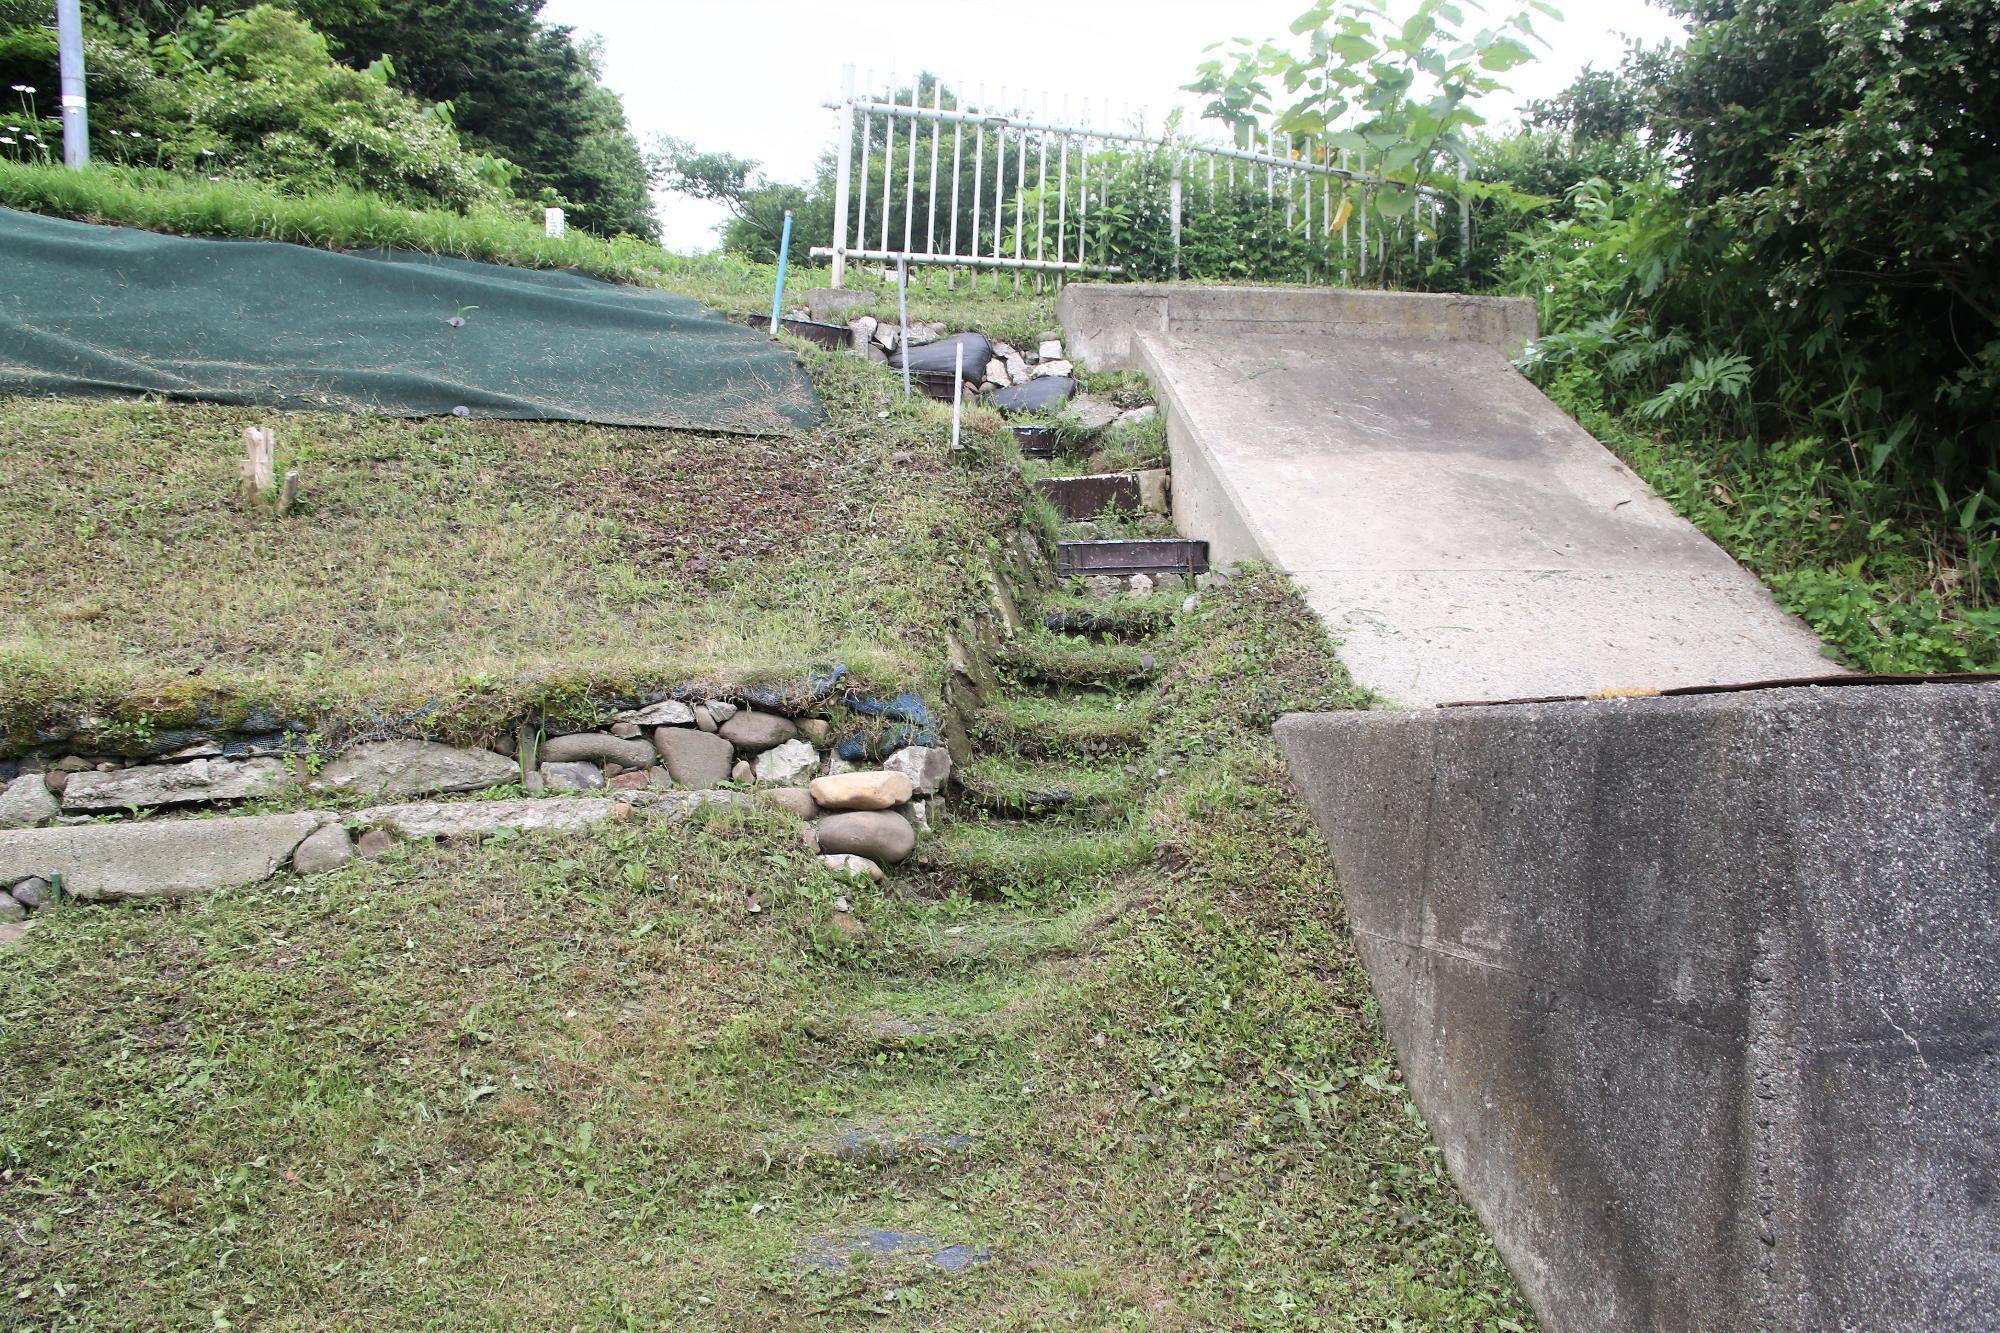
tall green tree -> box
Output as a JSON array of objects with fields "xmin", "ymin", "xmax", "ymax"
[{"xmin": 321, "ymin": 1, "xmax": 655, "ymax": 238}]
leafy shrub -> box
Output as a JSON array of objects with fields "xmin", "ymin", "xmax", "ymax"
[{"xmin": 1, "ymin": 5, "xmax": 507, "ymax": 211}]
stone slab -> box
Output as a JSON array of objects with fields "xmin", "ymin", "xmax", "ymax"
[
  {"xmin": 1273, "ymin": 682, "xmax": 2000, "ymax": 1332},
  {"xmin": 1131, "ymin": 327, "xmax": 1832, "ymax": 703},
  {"xmin": 353, "ymin": 790, "xmax": 748, "ymax": 840},
  {"xmin": 0, "ymin": 811, "xmax": 330, "ymax": 900},
  {"xmin": 61, "ymin": 757, "xmax": 288, "ymax": 811}
]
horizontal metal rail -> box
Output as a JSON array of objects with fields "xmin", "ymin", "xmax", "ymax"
[{"xmin": 810, "ymin": 246, "xmax": 1120, "ymax": 275}]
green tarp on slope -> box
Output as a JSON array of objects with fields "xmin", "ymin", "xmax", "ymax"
[{"xmin": 0, "ymin": 206, "xmax": 820, "ymax": 435}]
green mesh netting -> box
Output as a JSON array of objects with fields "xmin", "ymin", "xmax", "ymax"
[{"xmin": 0, "ymin": 207, "xmax": 820, "ymax": 435}]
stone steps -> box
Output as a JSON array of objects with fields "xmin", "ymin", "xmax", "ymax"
[
  {"xmin": 998, "ymin": 636, "xmax": 1161, "ymax": 692},
  {"xmin": 968, "ymin": 692, "xmax": 1154, "ymax": 758},
  {"xmin": 762, "ymin": 418, "xmax": 1187, "ymax": 1284},
  {"xmin": 953, "ymin": 756, "xmax": 1138, "ymax": 820},
  {"xmin": 1037, "ymin": 598, "xmax": 1177, "ymax": 641}
]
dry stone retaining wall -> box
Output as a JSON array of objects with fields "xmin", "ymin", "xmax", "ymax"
[{"xmin": 0, "ymin": 679, "xmax": 960, "ymax": 933}]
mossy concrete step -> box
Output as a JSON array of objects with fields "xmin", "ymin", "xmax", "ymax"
[
  {"xmin": 969, "ymin": 692, "xmax": 1154, "ymax": 758},
  {"xmin": 1039, "ymin": 602, "xmax": 1175, "ymax": 641},
  {"xmin": 999, "ymin": 636, "xmax": 1161, "ymax": 690},
  {"xmin": 955, "ymin": 756, "xmax": 1136, "ymax": 819},
  {"xmin": 928, "ymin": 823, "xmax": 1156, "ymax": 897}
]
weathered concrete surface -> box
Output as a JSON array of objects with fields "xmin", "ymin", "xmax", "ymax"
[
  {"xmin": 1057, "ymin": 285, "xmax": 1832, "ymax": 703},
  {"xmin": 1274, "ymin": 682, "xmax": 2000, "ymax": 1332},
  {"xmin": 1057, "ymin": 284, "xmax": 1538, "ymax": 371},
  {"xmin": 0, "ymin": 811, "xmax": 330, "ymax": 899}
]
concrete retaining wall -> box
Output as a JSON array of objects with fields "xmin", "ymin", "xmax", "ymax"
[
  {"xmin": 1055, "ymin": 284, "xmax": 1538, "ymax": 372},
  {"xmin": 1275, "ymin": 682, "xmax": 2000, "ymax": 1331}
]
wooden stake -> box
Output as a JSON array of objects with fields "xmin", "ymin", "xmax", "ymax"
[{"xmin": 239, "ymin": 426, "xmax": 297, "ymax": 514}]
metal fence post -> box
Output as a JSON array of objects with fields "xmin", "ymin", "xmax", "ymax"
[
  {"xmin": 830, "ymin": 64, "xmax": 856, "ymax": 288},
  {"xmin": 1169, "ymin": 155, "xmax": 1183, "ymax": 281},
  {"xmin": 56, "ymin": 0, "xmax": 88, "ymax": 170}
]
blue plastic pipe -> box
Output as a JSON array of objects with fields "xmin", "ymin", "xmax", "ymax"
[{"xmin": 768, "ymin": 209, "xmax": 794, "ymax": 336}]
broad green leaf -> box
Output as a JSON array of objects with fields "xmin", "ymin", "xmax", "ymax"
[
  {"xmin": 1381, "ymin": 143, "xmax": 1423, "ymax": 173},
  {"xmin": 1289, "ymin": 3, "xmax": 1334, "ymax": 35},
  {"xmin": 1374, "ymin": 184, "xmax": 1417, "ymax": 217},
  {"xmin": 1277, "ymin": 107, "xmax": 1328, "ymax": 136},
  {"xmin": 1478, "ymin": 36, "xmax": 1535, "ymax": 72},
  {"xmin": 1329, "ymin": 33, "xmax": 1378, "ymax": 64}
]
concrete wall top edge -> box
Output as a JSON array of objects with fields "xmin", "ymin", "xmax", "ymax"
[
  {"xmin": 1057, "ymin": 284, "xmax": 1538, "ymax": 370},
  {"xmin": 1275, "ymin": 679, "xmax": 2000, "ymax": 736}
]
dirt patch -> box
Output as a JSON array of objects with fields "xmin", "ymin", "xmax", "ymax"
[{"xmin": 563, "ymin": 437, "xmax": 830, "ymax": 573}]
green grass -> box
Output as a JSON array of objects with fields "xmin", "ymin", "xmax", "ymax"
[
  {"xmin": 0, "ymin": 160, "xmax": 719, "ymax": 289},
  {"xmin": 997, "ymin": 636, "xmax": 1162, "ymax": 690},
  {"xmin": 0, "ymin": 569, "xmax": 1528, "ymax": 1328},
  {"xmin": 0, "ymin": 347, "xmax": 1026, "ymax": 747},
  {"xmin": 1548, "ymin": 371, "xmax": 2000, "ymax": 673},
  {"xmin": 969, "ymin": 691, "xmax": 1157, "ymax": 757},
  {"xmin": 0, "ymin": 162, "xmax": 1069, "ymax": 344},
  {"xmin": 956, "ymin": 753, "xmax": 1140, "ymax": 817}
]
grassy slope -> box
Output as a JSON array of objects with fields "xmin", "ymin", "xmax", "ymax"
[
  {"xmin": 0, "ymin": 572, "xmax": 1531, "ymax": 1329},
  {"xmin": 0, "ymin": 171, "xmax": 1533, "ymax": 1325},
  {"xmin": 0, "ymin": 349, "xmax": 1024, "ymax": 744}
]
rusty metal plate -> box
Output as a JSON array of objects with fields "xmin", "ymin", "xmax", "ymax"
[
  {"xmin": 1035, "ymin": 473, "xmax": 1141, "ymax": 520},
  {"xmin": 777, "ymin": 317, "xmax": 852, "ymax": 350},
  {"xmin": 1010, "ymin": 424, "xmax": 1059, "ymax": 457},
  {"xmin": 1057, "ymin": 538, "xmax": 1208, "ymax": 577}
]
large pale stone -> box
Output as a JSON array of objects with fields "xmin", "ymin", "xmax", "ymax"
[
  {"xmin": 810, "ymin": 770, "xmax": 915, "ymax": 811},
  {"xmin": 0, "ymin": 774, "xmax": 59, "ymax": 829},
  {"xmin": 761, "ymin": 788, "xmax": 820, "ymax": 820},
  {"xmin": 540, "ymin": 761, "xmax": 603, "ymax": 792},
  {"xmin": 882, "ymin": 746, "xmax": 953, "ymax": 796},
  {"xmin": 540, "ymin": 733, "xmax": 657, "ymax": 768},
  {"xmin": 611, "ymin": 699, "xmax": 696, "ymax": 727},
  {"xmin": 353, "ymin": 790, "xmax": 747, "ymax": 840},
  {"xmin": 821, "ymin": 853, "xmax": 884, "ymax": 883},
  {"xmin": 1136, "ymin": 468, "xmax": 1170, "ymax": 513},
  {"xmin": 815, "ymin": 811, "xmax": 917, "ymax": 864},
  {"xmin": 312, "ymin": 740, "xmax": 516, "ymax": 799},
  {"xmin": 291, "ymin": 822, "xmax": 353, "ymax": 875},
  {"xmin": 719, "ymin": 710, "xmax": 798, "ymax": 753},
  {"xmin": 654, "ymin": 728, "xmax": 735, "ymax": 787},
  {"xmin": 62, "ymin": 757, "xmax": 288, "ymax": 811},
  {"xmin": 754, "ymin": 739, "xmax": 819, "ymax": 786},
  {"xmin": 1066, "ymin": 394, "xmax": 1120, "ymax": 432},
  {"xmin": 0, "ymin": 812, "xmax": 329, "ymax": 900}
]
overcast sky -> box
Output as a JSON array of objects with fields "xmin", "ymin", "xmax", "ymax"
[{"xmin": 540, "ymin": 0, "xmax": 1687, "ymax": 251}]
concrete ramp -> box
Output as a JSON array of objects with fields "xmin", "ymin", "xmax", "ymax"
[{"xmin": 1057, "ymin": 286, "xmax": 1833, "ymax": 704}]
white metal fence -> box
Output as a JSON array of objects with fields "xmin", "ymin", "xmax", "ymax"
[{"xmin": 812, "ymin": 64, "xmax": 1466, "ymax": 290}]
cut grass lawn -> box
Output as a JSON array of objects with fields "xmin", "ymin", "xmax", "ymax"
[
  {"xmin": 0, "ymin": 347, "xmax": 1025, "ymax": 744},
  {"xmin": 0, "ymin": 570, "xmax": 1532, "ymax": 1327}
]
